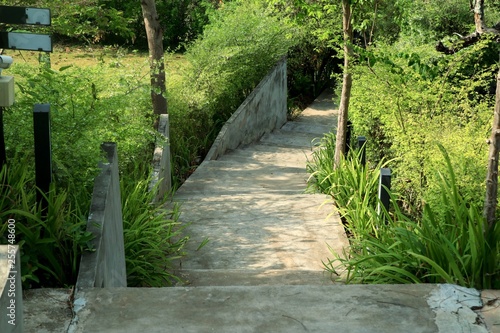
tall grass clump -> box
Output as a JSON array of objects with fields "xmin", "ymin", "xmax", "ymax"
[
  {"xmin": 121, "ymin": 165, "xmax": 189, "ymax": 287},
  {"xmin": 0, "ymin": 159, "xmax": 93, "ymax": 288},
  {"xmin": 307, "ymin": 133, "xmax": 390, "ymax": 238},
  {"xmin": 310, "ymin": 140, "xmax": 500, "ymax": 289}
]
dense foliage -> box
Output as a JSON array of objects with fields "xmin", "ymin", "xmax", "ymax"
[
  {"xmin": 348, "ymin": 38, "xmax": 498, "ymax": 215},
  {"xmin": 2, "ymin": 0, "xmax": 224, "ymax": 50},
  {"xmin": 2, "ymin": 0, "xmax": 499, "ymax": 289},
  {"xmin": 0, "ymin": 0, "xmax": 297, "ymax": 288},
  {"xmin": 168, "ymin": 0, "xmax": 297, "ymax": 182},
  {"xmin": 307, "ymin": 0, "xmax": 500, "ymax": 288},
  {"xmin": 0, "ymin": 57, "xmax": 162, "ymax": 288}
]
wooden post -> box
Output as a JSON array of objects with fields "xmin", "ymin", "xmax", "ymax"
[
  {"xmin": 377, "ymin": 168, "xmax": 391, "ymax": 220},
  {"xmin": 33, "ymin": 104, "xmax": 52, "ymax": 208},
  {"xmin": 357, "ymin": 136, "xmax": 367, "ymax": 167},
  {"xmin": 0, "ymin": 107, "xmax": 6, "ymax": 169}
]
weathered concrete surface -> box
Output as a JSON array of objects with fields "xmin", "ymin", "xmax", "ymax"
[
  {"xmin": 23, "ymin": 289, "xmax": 72, "ymax": 333},
  {"xmin": 0, "ymin": 245, "xmax": 23, "ymax": 333},
  {"xmin": 72, "ymin": 284, "xmax": 488, "ymax": 333},
  {"xmin": 173, "ymin": 88, "xmax": 344, "ymax": 286},
  {"xmin": 205, "ymin": 57, "xmax": 287, "ymax": 161},
  {"xmin": 476, "ymin": 289, "xmax": 500, "ymax": 333}
]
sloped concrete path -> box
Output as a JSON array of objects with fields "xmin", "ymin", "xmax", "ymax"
[
  {"xmin": 64, "ymin": 91, "xmax": 494, "ymax": 333},
  {"xmin": 172, "ymin": 89, "xmax": 347, "ymax": 286}
]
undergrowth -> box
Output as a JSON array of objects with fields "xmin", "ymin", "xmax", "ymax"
[
  {"xmin": 121, "ymin": 165, "xmax": 189, "ymax": 287},
  {"xmin": 308, "ymin": 134, "xmax": 500, "ymax": 289}
]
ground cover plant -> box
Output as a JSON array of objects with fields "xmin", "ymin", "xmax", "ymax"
[{"xmin": 121, "ymin": 165, "xmax": 189, "ymax": 287}]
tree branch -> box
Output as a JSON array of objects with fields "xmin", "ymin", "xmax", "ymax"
[
  {"xmin": 435, "ymin": 30, "xmax": 499, "ymax": 54},
  {"xmin": 436, "ymin": 0, "xmax": 499, "ymax": 54}
]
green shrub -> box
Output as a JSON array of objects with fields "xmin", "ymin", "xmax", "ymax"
[
  {"xmin": 167, "ymin": 0, "xmax": 297, "ymax": 181},
  {"xmin": 348, "ymin": 41, "xmax": 495, "ymax": 214},
  {"xmin": 7, "ymin": 62, "xmax": 156, "ymax": 196}
]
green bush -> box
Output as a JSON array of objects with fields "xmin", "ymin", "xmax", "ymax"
[
  {"xmin": 7, "ymin": 62, "xmax": 156, "ymax": 196},
  {"xmin": 348, "ymin": 41, "xmax": 495, "ymax": 215}
]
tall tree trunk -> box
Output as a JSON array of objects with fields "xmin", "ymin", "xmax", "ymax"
[
  {"xmin": 334, "ymin": 0, "xmax": 354, "ymax": 168},
  {"xmin": 141, "ymin": 0, "xmax": 167, "ymax": 129},
  {"xmin": 472, "ymin": 0, "xmax": 486, "ymax": 33},
  {"xmin": 484, "ymin": 69, "xmax": 500, "ymax": 232}
]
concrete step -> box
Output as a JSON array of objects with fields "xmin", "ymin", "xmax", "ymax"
[
  {"xmin": 260, "ymin": 130, "xmax": 322, "ymax": 149},
  {"xmin": 216, "ymin": 144, "xmax": 314, "ymax": 167},
  {"xmin": 173, "ymin": 269, "xmax": 335, "ymax": 286},
  {"xmin": 70, "ymin": 284, "xmax": 488, "ymax": 333},
  {"xmin": 23, "ymin": 289, "xmax": 73, "ymax": 333}
]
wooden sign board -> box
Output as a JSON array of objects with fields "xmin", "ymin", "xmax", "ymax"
[
  {"xmin": 0, "ymin": 32, "xmax": 52, "ymax": 52},
  {"xmin": 0, "ymin": 6, "xmax": 51, "ymax": 26},
  {"xmin": 0, "ymin": 6, "xmax": 52, "ymax": 52}
]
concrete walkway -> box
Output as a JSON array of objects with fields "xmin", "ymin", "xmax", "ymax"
[
  {"xmin": 25, "ymin": 90, "xmax": 498, "ymax": 333},
  {"xmin": 172, "ymin": 89, "xmax": 347, "ymax": 286}
]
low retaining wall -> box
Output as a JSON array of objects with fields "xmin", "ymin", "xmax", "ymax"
[
  {"xmin": 76, "ymin": 142, "xmax": 127, "ymax": 289},
  {"xmin": 204, "ymin": 57, "xmax": 288, "ymax": 161},
  {"xmin": 0, "ymin": 245, "xmax": 23, "ymax": 333}
]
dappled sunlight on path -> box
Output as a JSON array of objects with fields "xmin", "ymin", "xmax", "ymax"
[{"xmin": 172, "ymin": 89, "xmax": 348, "ymax": 286}]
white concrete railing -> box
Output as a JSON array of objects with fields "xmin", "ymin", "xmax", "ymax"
[{"xmin": 76, "ymin": 142, "xmax": 127, "ymax": 289}]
